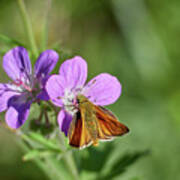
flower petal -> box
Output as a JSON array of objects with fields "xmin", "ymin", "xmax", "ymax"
[
  {"xmin": 34, "ymin": 50, "xmax": 59, "ymax": 78},
  {"xmin": 83, "ymin": 73, "xmax": 121, "ymax": 106},
  {"xmin": 36, "ymin": 89, "xmax": 49, "ymax": 101},
  {"xmin": 58, "ymin": 110, "xmax": 72, "ymax": 136},
  {"xmin": 5, "ymin": 94, "xmax": 31, "ymax": 129},
  {"xmin": 3, "ymin": 47, "xmax": 32, "ymax": 81},
  {"xmin": 0, "ymin": 91, "xmax": 18, "ymax": 112},
  {"xmin": 45, "ymin": 75, "xmax": 66, "ymax": 107},
  {"xmin": 59, "ymin": 56, "xmax": 87, "ymax": 89},
  {"xmin": 5, "ymin": 105, "xmax": 30, "ymax": 129},
  {"xmin": 0, "ymin": 83, "xmax": 20, "ymax": 112}
]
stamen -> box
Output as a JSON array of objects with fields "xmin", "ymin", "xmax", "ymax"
[
  {"xmin": 62, "ymin": 88, "xmax": 84, "ymax": 115},
  {"xmin": 13, "ymin": 79, "xmax": 32, "ymax": 92}
]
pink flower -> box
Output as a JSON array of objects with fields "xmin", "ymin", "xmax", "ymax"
[{"xmin": 45, "ymin": 56, "xmax": 121, "ymax": 136}]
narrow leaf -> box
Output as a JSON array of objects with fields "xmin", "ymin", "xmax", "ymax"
[
  {"xmin": 98, "ymin": 150, "xmax": 150, "ymax": 180},
  {"xmin": 28, "ymin": 132, "xmax": 62, "ymax": 152},
  {"xmin": 0, "ymin": 34, "xmax": 25, "ymax": 47},
  {"xmin": 23, "ymin": 150, "xmax": 55, "ymax": 161}
]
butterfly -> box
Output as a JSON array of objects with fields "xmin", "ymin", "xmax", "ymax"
[{"xmin": 68, "ymin": 95, "xmax": 129, "ymax": 149}]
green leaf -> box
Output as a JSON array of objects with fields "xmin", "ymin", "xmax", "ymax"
[
  {"xmin": 28, "ymin": 132, "xmax": 62, "ymax": 152},
  {"xmin": 129, "ymin": 177, "xmax": 141, "ymax": 180},
  {"xmin": 98, "ymin": 150, "xmax": 150, "ymax": 180},
  {"xmin": 0, "ymin": 34, "xmax": 25, "ymax": 47},
  {"xmin": 23, "ymin": 150, "xmax": 55, "ymax": 161}
]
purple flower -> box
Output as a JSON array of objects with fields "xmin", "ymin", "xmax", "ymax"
[
  {"xmin": 45, "ymin": 56, "xmax": 121, "ymax": 136},
  {"xmin": 0, "ymin": 47, "xmax": 59, "ymax": 129}
]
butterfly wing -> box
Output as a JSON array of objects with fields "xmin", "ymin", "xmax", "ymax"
[
  {"xmin": 68, "ymin": 111, "xmax": 93, "ymax": 149},
  {"xmin": 95, "ymin": 106, "xmax": 129, "ymax": 141}
]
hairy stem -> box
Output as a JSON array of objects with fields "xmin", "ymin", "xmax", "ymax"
[
  {"xmin": 17, "ymin": 0, "xmax": 38, "ymax": 57},
  {"xmin": 58, "ymin": 132, "xmax": 79, "ymax": 180}
]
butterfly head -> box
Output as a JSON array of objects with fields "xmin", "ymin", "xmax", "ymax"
[{"xmin": 76, "ymin": 94, "xmax": 89, "ymax": 105}]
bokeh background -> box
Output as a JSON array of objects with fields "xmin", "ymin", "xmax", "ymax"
[{"xmin": 0, "ymin": 0, "xmax": 180, "ymax": 180}]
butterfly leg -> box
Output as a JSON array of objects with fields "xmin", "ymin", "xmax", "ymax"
[{"xmin": 92, "ymin": 139, "xmax": 99, "ymax": 146}]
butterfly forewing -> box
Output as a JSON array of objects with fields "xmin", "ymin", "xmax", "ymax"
[{"xmin": 95, "ymin": 106, "xmax": 129, "ymax": 140}]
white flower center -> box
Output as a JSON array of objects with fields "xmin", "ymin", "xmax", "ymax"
[
  {"xmin": 8, "ymin": 83, "xmax": 24, "ymax": 93},
  {"xmin": 10, "ymin": 75, "xmax": 42, "ymax": 101},
  {"xmin": 62, "ymin": 88, "xmax": 82, "ymax": 115}
]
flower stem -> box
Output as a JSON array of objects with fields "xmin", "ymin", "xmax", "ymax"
[
  {"xmin": 41, "ymin": 0, "xmax": 52, "ymax": 51},
  {"xmin": 17, "ymin": 0, "xmax": 38, "ymax": 58},
  {"xmin": 63, "ymin": 152, "xmax": 79, "ymax": 180},
  {"xmin": 58, "ymin": 132, "xmax": 79, "ymax": 180},
  {"xmin": 47, "ymin": 100, "xmax": 59, "ymax": 116}
]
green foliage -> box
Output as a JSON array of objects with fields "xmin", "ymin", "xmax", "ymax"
[
  {"xmin": 97, "ymin": 150, "xmax": 150, "ymax": 180},
  {"xmin": 0, "ymin": 0, "xmax": 180, "ymax": 180},
  {"xmin": 0, "ymin": 34, "xmax": 27, "ymax": 56},
  {"xmin": 26, "ymin": 132, "xmax": 62, "ymax": 152},
  {"xmin": 23, "ymin": 149, "xmax": 56, "ymax": 161},
  {"xmin": 0, "ymin": 34, "xmax": 25, "ymax": 47}
]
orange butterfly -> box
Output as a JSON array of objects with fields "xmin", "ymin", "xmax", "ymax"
[{"xmin": 68, "ymin": 95, "xmax": 129, "ymax": 149}]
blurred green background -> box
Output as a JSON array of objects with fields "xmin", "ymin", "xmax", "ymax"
[{"xmin": 0, "ymin": 0, "xmax": 180, "ymax": 179}]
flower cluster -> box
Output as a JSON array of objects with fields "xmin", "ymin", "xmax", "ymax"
[
  {"xmin": 0, "ymin": 47, "xmax": 58, "ymax": 128},
  {"xmin": 0, "ymin": 47, "xmax": 121, "ymax": 135}
]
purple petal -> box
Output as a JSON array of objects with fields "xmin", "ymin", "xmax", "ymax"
[
  {"xmin": 0, "ymin": 83, "xmax": 20, "ymax": 112},
  {"xmin": 59, "ymin": 56, "xmax": 87, "ymax": 89},
  {"xmin": 36, "ymin": 75, "xmax": 50, "ymax": 100},
  {"xmin": 45, "ymin": 75, "xmax": 66, "ymax": 107},
  {"xmin": 3, "ymin": 47, "xmax": 32, "ymax": 81},
  {"xmin": 34, "ymin": 50, "xmax": 59, "ymax": 78},
  {"xmin": 5, "ymin": 94, "xmax": 31, "ymax": 129},
  {"xmin": 58, "ymin": 110, "xmax": 73, "ymax": 136},
  {"xmin": 36, "ymin": 89, "xmax": 49, "ymax": 101},
  {"xmin": 0, "ymin": 91, "xmax": 18, "ymax": 112},
  {"xmin": 83, "ymin": 73, "xmax": 121, "ymax": 106},
  {"xmin": 5, "ymin": 105, "xmax": 30, "ymax": 129}
]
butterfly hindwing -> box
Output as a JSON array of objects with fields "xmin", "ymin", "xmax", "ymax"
[
  {"xmin": 68, "ymin": 111, "xmax": 92, "ymax": 149},
  {"xmin": 68, "ymin": 111, "xmax": 82, "ymax": 148},
  {"xmin": 95, "ymin": 106, "xmax": 129, "ymax": 140}
]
